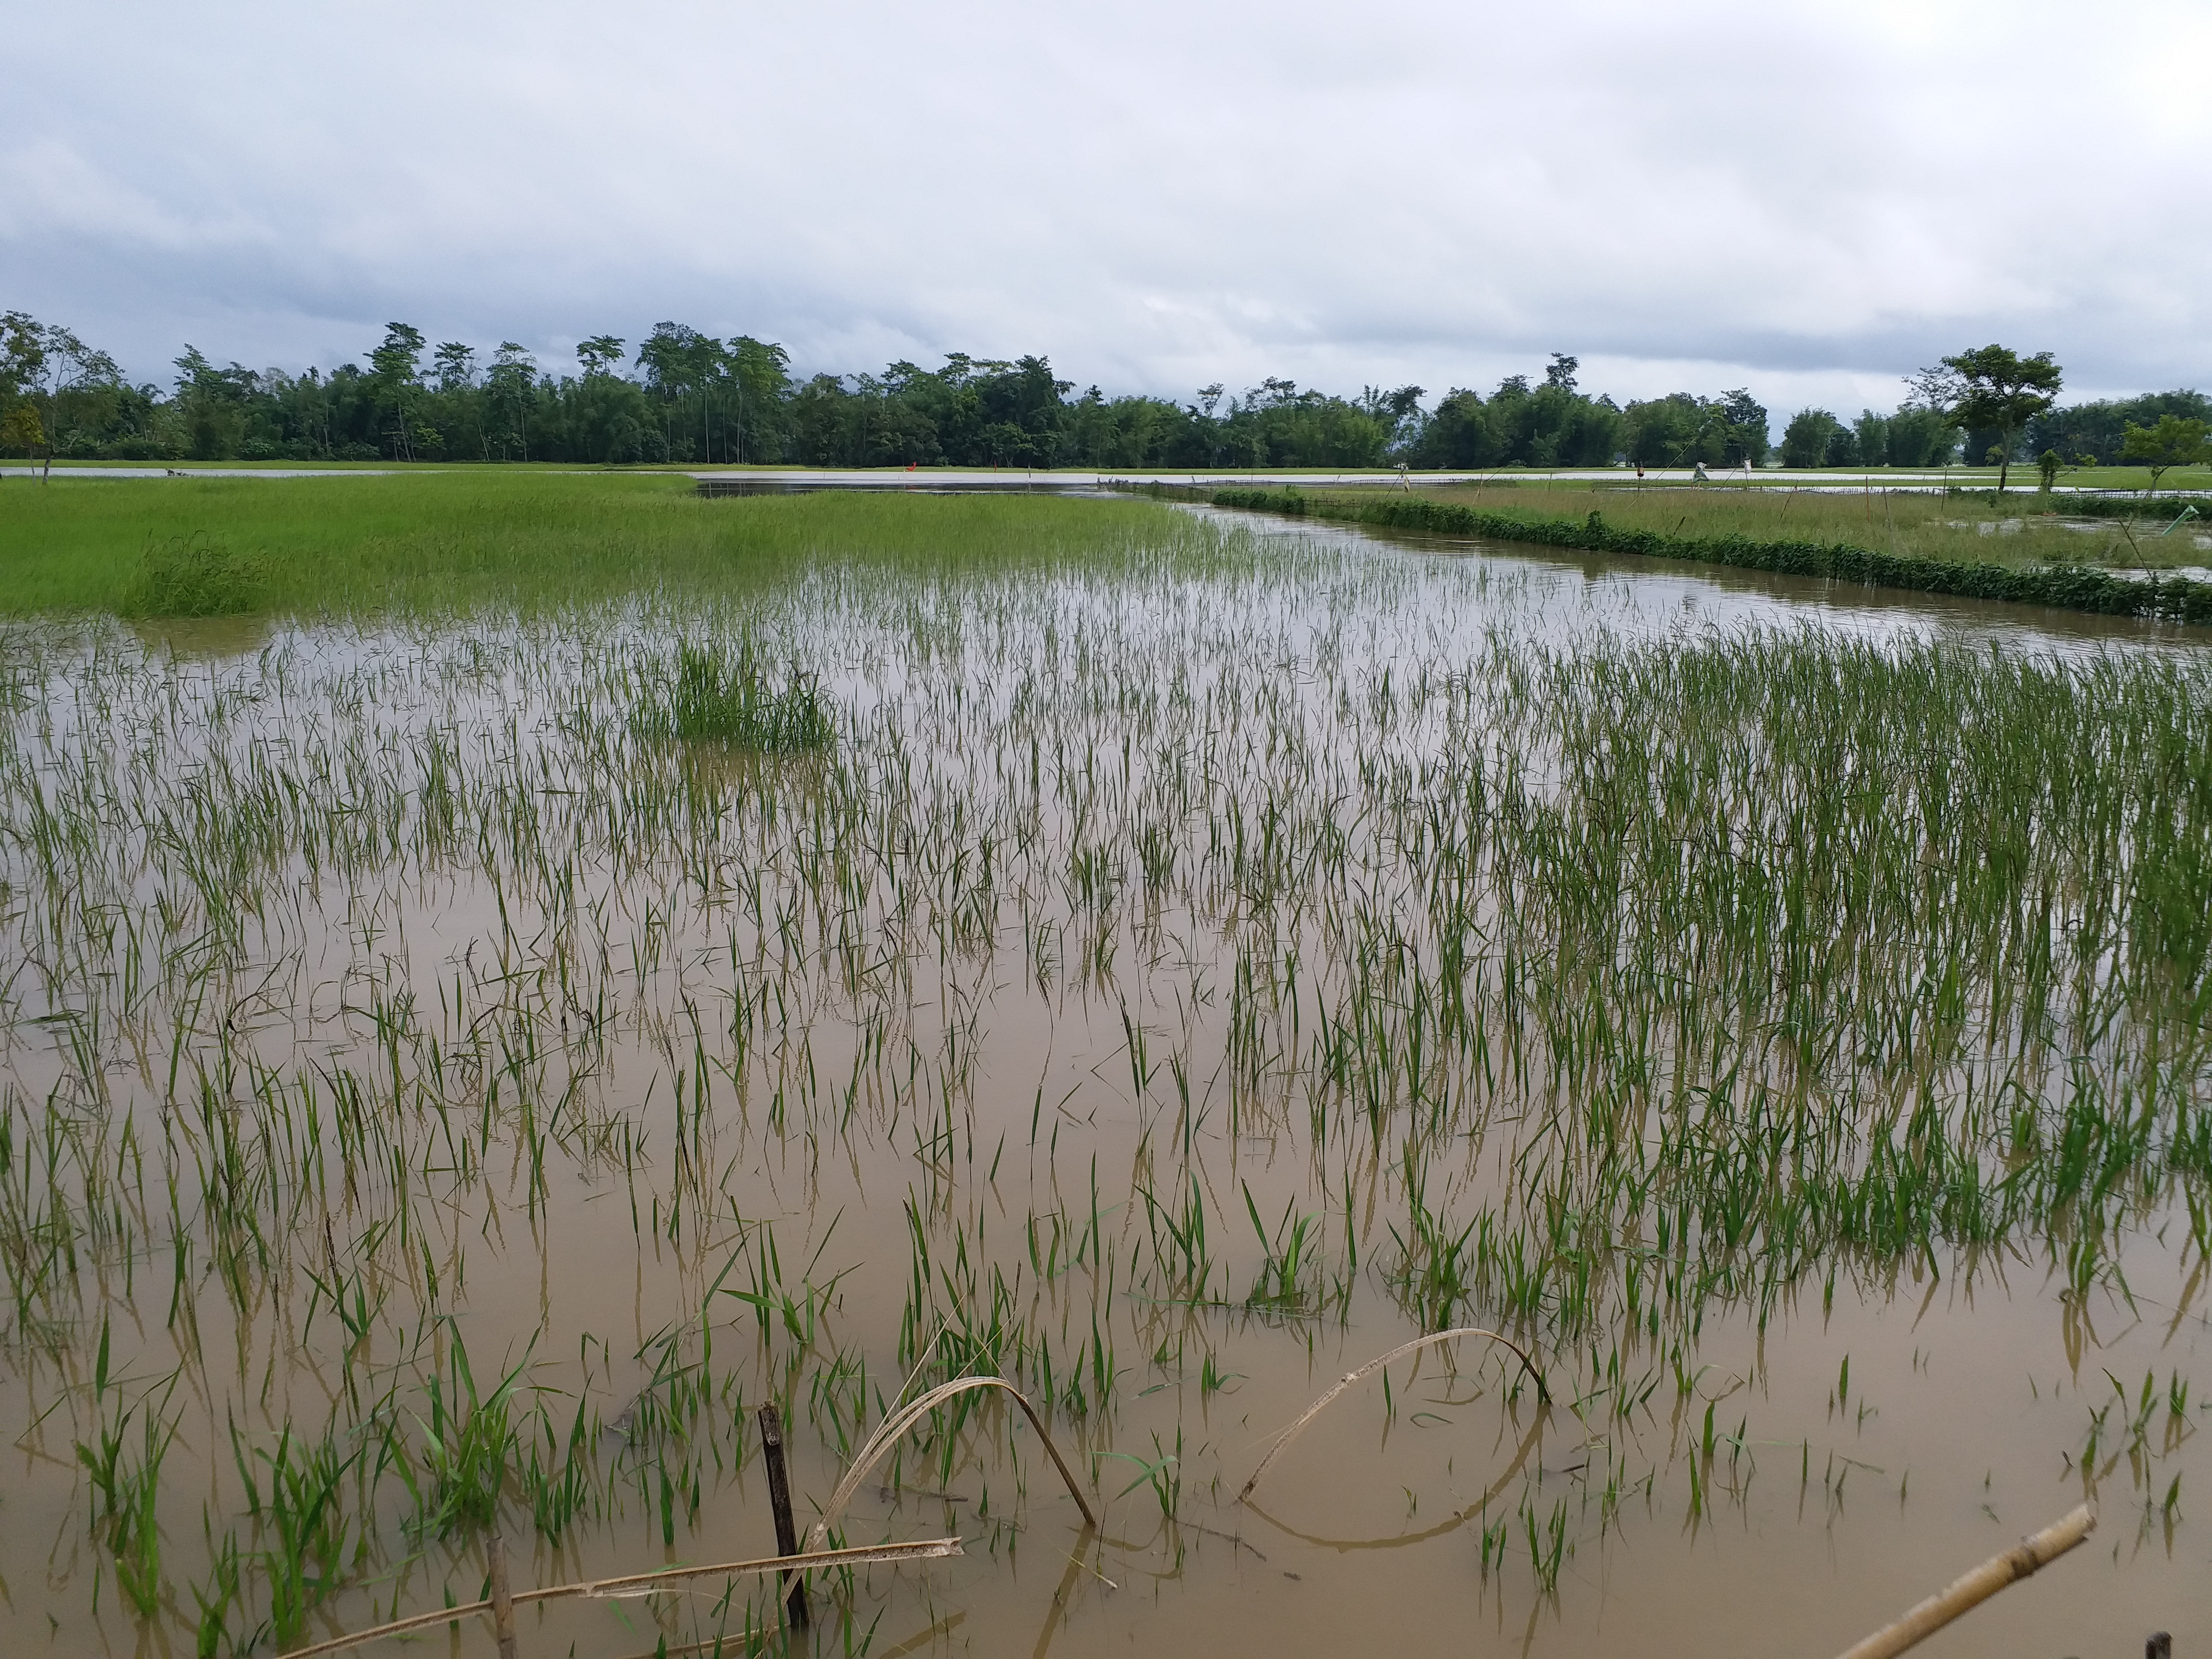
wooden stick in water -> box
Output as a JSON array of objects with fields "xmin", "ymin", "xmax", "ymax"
[
  {"xmin": 757, "ymin": 1403, "xmax": 811, "ymax": 1631},
  {"xmin": 1831, "ymin": 1503, "xmax": 2096, "ymax": 1659},
  {"xmin": 486, "ymin": 1531, "xmax": 519, "ymax": 1659}
]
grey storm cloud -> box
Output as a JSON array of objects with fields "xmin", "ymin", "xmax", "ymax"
[{"xmin": 4, "ymin": 0, "xmax": 2208, "ymax": 416}]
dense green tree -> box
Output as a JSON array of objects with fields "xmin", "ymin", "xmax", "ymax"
[
  {"xmin": 726, "ymin": 336, "xmax": 792, "ymax": 463},
  {"xmin": 1779, "ymin": 408, "xmax": 1841, "ymax": 469},
  {"xmin": 367, "ymin": 323, "xmax": 429, "ymax": 460},
  {"xmin": 2029, "ymin": 390, "xmax": 2210, "ymax": 465},
  {"xmin": 1883, "ymin": 402, "xmax": 1958, "ymax": 468},
  {"xmin": 0, "ymin": 400, "xmax": 42, "ymax": 461},
  {"xmin": 1851, "ymin": 410, "xmax": 1889, "ymax": 466},
  {"xmin": 576, "ymin": 335, "xmax": 625, "ymax": 377},
  {"xmin": 1712, "ymin": 391, "xmax": 1769, "ymax": 465},
  {"xmin": 1483, "ymin": 369, "xmax": 1622, "ymax": 467},
  {"xmin": 485, "ymin": 344, "xmax": 538, "ymax": 461},
  {"xmin": 1064, "ymin": 388, "xmax": 1201, "ymax": 469},
  {"xmin": 2117, "ymin": 414, "xmax": 2211, "ymax": 492},
  {"xmin": 4, "ymin": 311, "xmax": 121, "ymax": 479},
  {"xmin": 637, "ymin": 323, "xmax": 727, "ymax": 462},
  {"xmin": 1911, "ymin": 344, "xmax": 2062, "ymax": 492},
  {"xmin": 1408, "ymin": 389, "xmax": 1503, "ymax": 468},
  {"xmin": 172, "ymin": 347, "xmax": 255, "ymax": 461},
  {"xmin": 1618, "ymin": 389, "xmax": 1767, "ymax": 468},
  {"xmin": 1620, "ymin": 394, "xmax": 1707, "ymax": 466}
]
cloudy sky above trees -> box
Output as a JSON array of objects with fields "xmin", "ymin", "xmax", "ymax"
[{"xmin": 5, "ymin": 0, "xmax": 2205, "ymax": 415}]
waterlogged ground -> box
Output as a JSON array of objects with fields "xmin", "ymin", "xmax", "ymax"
[{"xmin": 2, "ymin": 506, "xmax": 2208, "ymax": 1659}]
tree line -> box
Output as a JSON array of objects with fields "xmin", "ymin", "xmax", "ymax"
[
  {"xmin": 1778, "ymin": 391, "xmax": 2212, "ymax": 474},
  {"xmin": 0, "ymin": 318, "xmax": 1763, "ymax": 471},
  {"xmin": 1, "ymin": 310, "xmax": 2200, "ymax": 475}
]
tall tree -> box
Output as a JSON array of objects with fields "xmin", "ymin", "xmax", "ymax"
[
  {"xmin": 4, "ymin": 311, "xmax": 119, "ymax": 480},
  {"xmin": 1911, "ymin": 345, "xmax": 2062, "ymax": 493},
  {"xmin": 172, "ymin": 346, "xmax": 249, "ymax": 460},
  {"xmin": 576, "ymin": 335, "xmax": 625, "ymax": 377},
  {"xmin": 1713, "ymin": 390, "xmax": 1769, "ymax": 465},
  {"xmin": 431, "ymin": 342, "xmax": 477, "ymax": 391},
  {"xmin": 429, "ymin": 343, "xmax": 480, "ymax": 456},
  {"xmin": 1, "ymin": 311, "xmax": 53, "ymax": 478},
  {"xmin": 1780, "ymin": 408, "xmax": 1842, "ymax": 469},
  {"xmin": 727, "ymin": 336, "xmax": 792, "ymax": 464},
  {"xmin": 368, "ymin": 323, "xmax": 427, "ymax": 459},
  {"xmin": 570, "ymin": 337, "xmax": 654, "ymax": 463},
  {"xmin": 636, "ymin": 323, "xmax": 727, "ymax": 462},
  {"xmin": 486, "ymin": 343, "xmax": 536, "ymax": 461}
]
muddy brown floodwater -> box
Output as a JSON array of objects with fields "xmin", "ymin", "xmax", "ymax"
[{"xmin": 1, "ymin": 507, "xmax": 2206, "ymax": 1659}]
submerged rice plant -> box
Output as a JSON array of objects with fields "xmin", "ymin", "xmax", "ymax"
[{"xmin": 641, "ymin": 640, "xmax": 836, "ymax": 751}]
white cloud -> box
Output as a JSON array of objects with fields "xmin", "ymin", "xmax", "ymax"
[{"xmin": 2, "ymin": 0, "xmax": 2206, "ymax": 414}]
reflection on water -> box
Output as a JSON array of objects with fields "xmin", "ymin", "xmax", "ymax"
[
  {"xmin": 126, "ymin": 611, "xmax": 277, "ymax": 659},
  {"xmin": 0, "ymin": 513, "xmax": 2206, "ymax": 1659}
]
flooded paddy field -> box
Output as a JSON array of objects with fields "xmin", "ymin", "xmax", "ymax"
[{"xmin": 2, "ymin": 498, "xmax": 2207, "ymax": 1659}]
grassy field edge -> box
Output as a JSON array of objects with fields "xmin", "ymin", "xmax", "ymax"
[{"xmin": 1163, "ymin": 484, "xmax": 2212, "ymax": 626}]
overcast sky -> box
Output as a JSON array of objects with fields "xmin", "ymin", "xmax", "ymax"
[{"xmin": 5, "ymin": 0, "xmax": 2206, "ymax": 418}]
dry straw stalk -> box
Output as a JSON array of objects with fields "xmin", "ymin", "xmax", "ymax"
[
  {"xmin": 280, "ymin": 1537, "xmax": 963, "ymax": 1658},
  {"xmin": 804, "ymin": 1374, "xmax": 1097, "ymax": 1550},
  {"xmin": 1830, "ymin": 1503, "xmax": 2096, "ymax": 1659},
  {"xmin": 1239, "ymin": 1327, "xmax": 1548, "ymax": 1503}
]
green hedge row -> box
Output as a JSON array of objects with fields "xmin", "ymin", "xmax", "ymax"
[{"xmin": 1178, "ymin": 486, "xmax": 2212, "ymax": 626}]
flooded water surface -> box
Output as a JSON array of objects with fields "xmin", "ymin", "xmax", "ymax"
[{"xmin": 2, "ymin": 508, "xmax": 2207, "ymax": 1659}]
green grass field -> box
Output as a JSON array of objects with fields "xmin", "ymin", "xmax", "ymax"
[
  {"xmin": 0, "ymin": 472, "xmax": 1219, "ymax": 615},
  {"xmin": 1389, "ymin": 478, "xmax": 2212, "ymax": 571}
]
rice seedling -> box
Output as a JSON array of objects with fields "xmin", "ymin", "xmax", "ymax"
[
  {"xmin": 76, "ymin": 1380, "xmax": 180, "ymax": 1616},
  {"xmin": 120, "ymin": 532, "xmax": 265, "ymax": 618},
  {"xmin": 639, "ymin": 641, "xmax": 835, "ymax": 752}
]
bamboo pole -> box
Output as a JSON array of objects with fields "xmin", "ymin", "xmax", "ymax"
[
  {"xmin": 485, "ymin": 1532, "xmax": 519, "ymax": 1659},
  {"xmin": 1831, "ymin": 1504, "xmax": 2096, "ymax": 1659},
  {"xmin": 279, "ymin": 1538, "xmax": 962, "ymax": 1658}
]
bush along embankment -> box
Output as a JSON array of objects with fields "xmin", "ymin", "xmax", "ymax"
[{"xmin": 1166, "ymin": 485, "xmax": 2212, "ymax": 626}]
